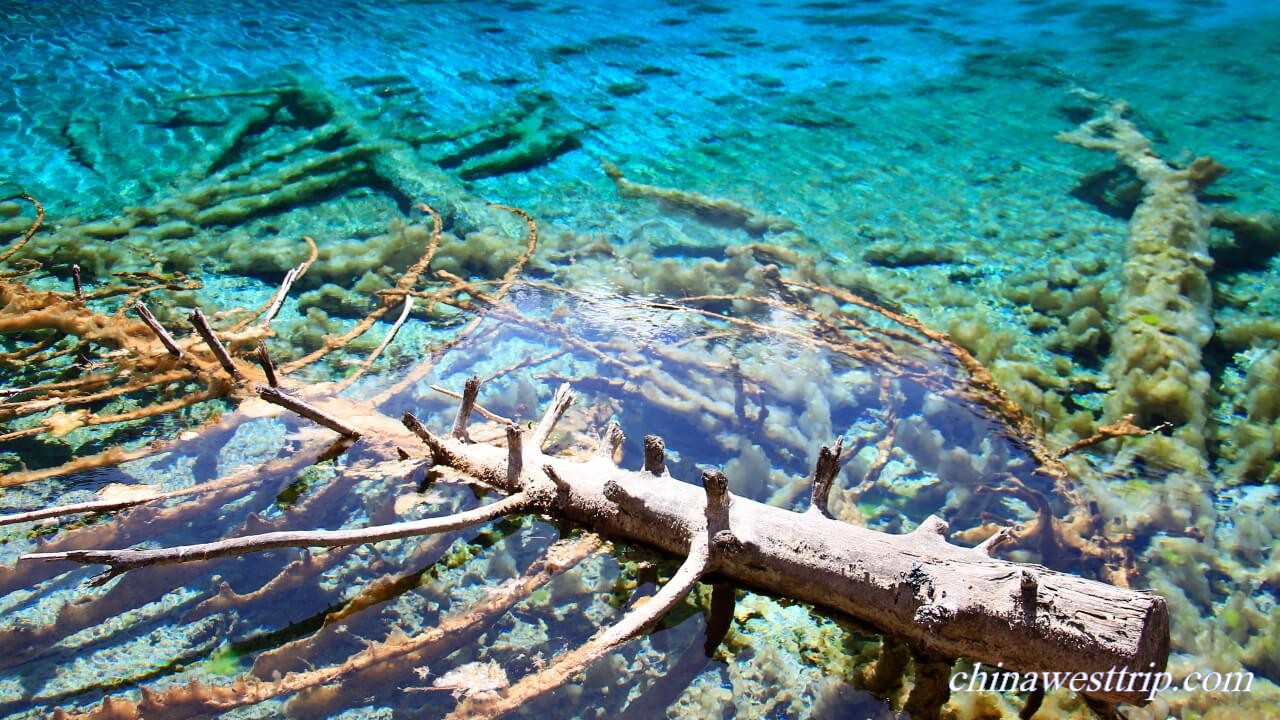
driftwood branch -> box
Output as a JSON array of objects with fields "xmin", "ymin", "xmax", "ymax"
[
  {"xmin": 410, "ymin": 391, "xmax": 1168, "ymax": 707},
  {"xmin": 188, "ymin": 308, "xmax": 242, "ymax": 381},
  {"xmin": 260, "ymin": 264, "xmax": 300, "ymax": 327},
  {"xmin": 23, "ymin": 491, "xmax": 534, "ymax": 573},
  {"xmin": 530, "ymin": 382, "xmax": 573, "ymax": 450},
  {"xmin": 0, "ymin": 491, "xmax": 160, "ymax": 527},
  {"xmin": 258, "ymin": 386, "xmax": 361, "ymax": 439},
  {"xmin": 132, "ymin": 300, "xmax": 184, "ymax": 357},
  {"xmin": 337, "ymin": 295, "xmax": 414, "ymax": 390},
  {"xmin": 21, "ymin": 382, "xmax": 1170, "ymax": 714}
]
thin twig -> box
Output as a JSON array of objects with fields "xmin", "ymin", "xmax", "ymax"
[
  {"xmin": 337, "ymin": 295, "xmax": 414, "ymax": 391},
  {"xmin": 428, "ymin": 384, "xmax": 512, "ymax": 425}
]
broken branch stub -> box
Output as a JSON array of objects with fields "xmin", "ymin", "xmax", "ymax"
[
  {"xmin": 808, "ymin": 436, "xmax": 845, "ymax": 518},
  {"xmin": 530, "ymin": 381, "xmax": 573, "ymax": 450},
  {"xmin": 255, "ymin": 340, "xmax": 279, "ymax": 387},
  {"xmin": 451, "ymin": 375, "xmax": 481, "ymax": 442},
  {"xmin": 642, "ymin": 434, "xmax": 666, "ymax": 475}
]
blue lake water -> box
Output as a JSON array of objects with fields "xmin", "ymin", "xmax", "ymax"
[{"xmin": 1, "ymin": 0, "xmax": 1278, "ymax": 718}]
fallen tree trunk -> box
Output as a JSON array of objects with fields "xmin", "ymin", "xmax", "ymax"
[
  {"xmin": 412, "ymin": 391, "xmax": 1169, "ymax": 708},
  {"xmin": 29, "ymin": 381, "xmax": 1169, "ymax": 712}
]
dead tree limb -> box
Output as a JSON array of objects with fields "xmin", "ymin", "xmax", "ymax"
[
  {"xmin": 405, "ymin": 392, "xmax": 1167, "ymax": 707},
  {"xmin": 0, "ymin": 491, "xmax": 159, "ymax": 527},
  {"xmin": 337, "ymin": 295, "xmax": 414, "ymax": 390},
  {"xmin": 23, "ymin": 492, "xmax": 534, "ymax": 574},
  {"xmin": 132, "ymin": 300, "xmax": 184, "ymax": 358},
  {"xmin": 188, "ymin": 308, "xmax": 242, "ymax": 381},
  {"xmin": 258, "ymin": 386, "xmax": 361, "ymax": 439},
  {"xmin": 530, "ymin": 382, "xmax": 574, "ymax": 450},
  {"xmin": 450, "ymin": 469, "xmax": 719, "ymax": 720}
]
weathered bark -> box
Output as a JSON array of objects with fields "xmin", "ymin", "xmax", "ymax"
[{"xmin": 258, "ymin": 385, "xmax": 362, "ymax": 440}]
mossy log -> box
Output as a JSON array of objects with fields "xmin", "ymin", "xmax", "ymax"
[{"xmin": 1058, "ymin": 101, "xmax": 1222, "ymax": 452}]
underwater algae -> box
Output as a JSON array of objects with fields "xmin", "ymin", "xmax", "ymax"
[
  {"xmin": 3, "ymin": 1, "xmax": 1280, "ymax": 718},
  {"xmin": 1, "ymin": 180, "xmax": 1167, "ymax": 720},
  {"xmin": 0, "ymin": 88, "xmax": 1271, "ymax": 718}
]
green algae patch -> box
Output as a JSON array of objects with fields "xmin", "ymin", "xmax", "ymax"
[{"xmin": 203, "ymin": 643, "xmax": 247, "ymax": 677}]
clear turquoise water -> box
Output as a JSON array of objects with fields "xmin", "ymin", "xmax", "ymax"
[{"xmin": 1, "ymin": 0, "xmax": 1278, "ymax": 718}]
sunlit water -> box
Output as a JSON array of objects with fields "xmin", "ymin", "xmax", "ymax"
[{"xmin": 1, "ymin": 0, "xmax": 1278, "ymax": 718}]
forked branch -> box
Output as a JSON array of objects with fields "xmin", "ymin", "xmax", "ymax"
[{"xmin": 448, "ymin": 471, "xmax": 719, "ymax": 720}]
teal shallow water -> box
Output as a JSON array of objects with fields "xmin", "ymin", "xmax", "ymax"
[{"xmin": 1, "ymin": 0, "xmax": 1279, "ymax": 718}]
